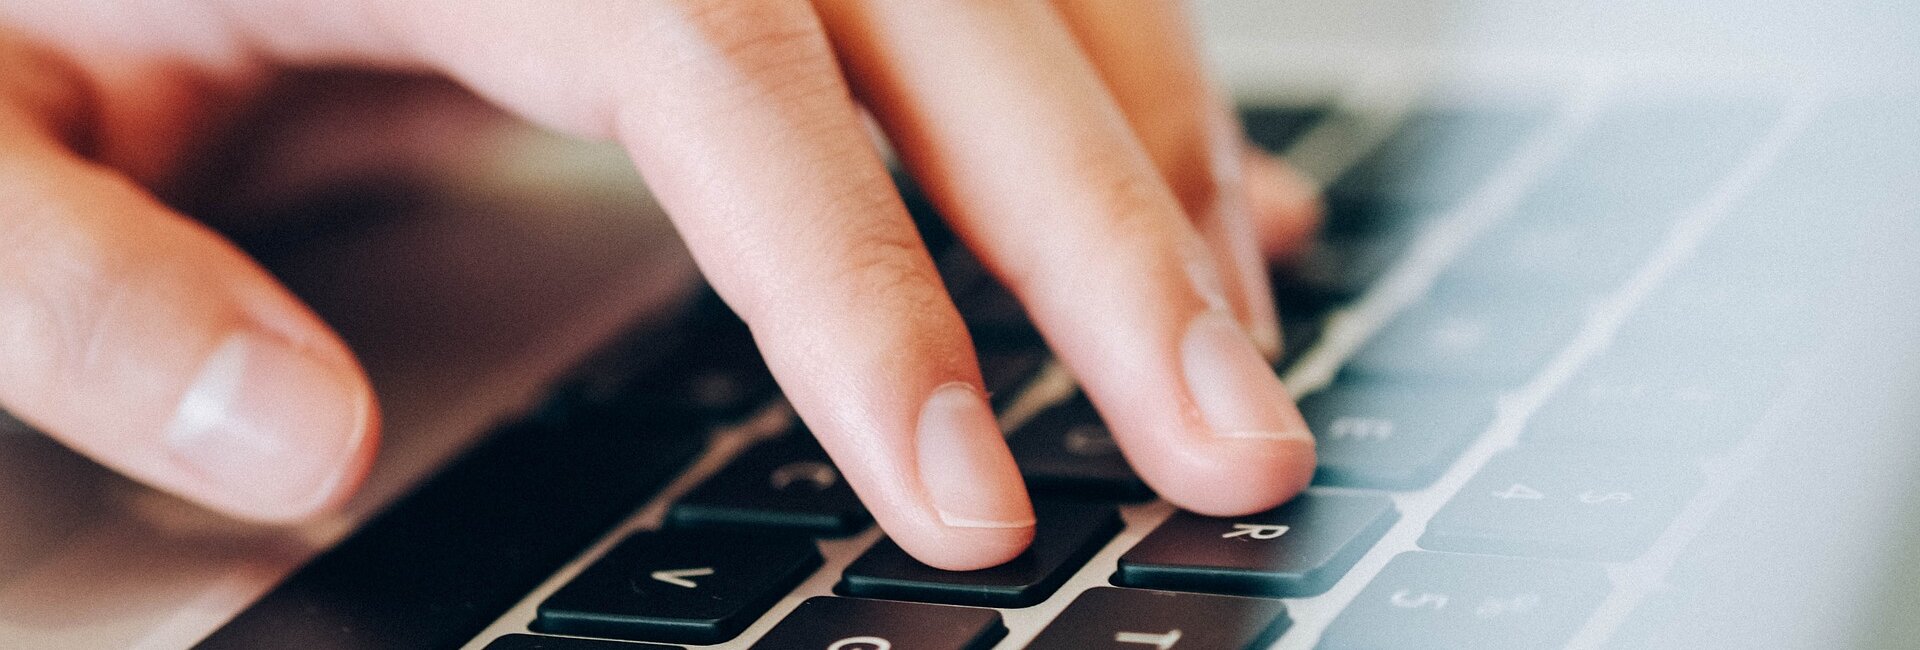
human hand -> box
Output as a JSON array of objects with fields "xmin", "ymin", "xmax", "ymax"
[{"xmin": 0, "ymin": 0, "xmax": 1320, "ymax": 570}]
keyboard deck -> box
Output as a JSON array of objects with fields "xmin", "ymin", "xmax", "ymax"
[{"xmin": 197, "ymin": 81, "xmax": 1897, "ymax": 650}]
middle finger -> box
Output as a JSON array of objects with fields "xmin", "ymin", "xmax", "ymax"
[{"xmin": 815, "ymin": 0, "xmax": 1315, "ymax": 516}]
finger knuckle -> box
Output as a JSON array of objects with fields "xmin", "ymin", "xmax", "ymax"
[
  {"xmin": 1084, "ymin": 163, "xmax": 1183, "ymax": 262},
  {"xmin": 662, "ymin": 0, "xmax": 836, "ymax": 94},
  {"xmin": 833, "ymin": 215, "xmax": 945, "ymax": 318},
  {"xmin": 0, "ymin": 181, "xmax": 142, "ymax": 397}
]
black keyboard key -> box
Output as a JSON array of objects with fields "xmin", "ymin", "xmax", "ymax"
[
  {"xmin": 535, "ymin": 531, "xmax": 821, "ymax": 644},
  {"xmin": 571, "ymin": 297, "xmax": 776, "ymax": 425},
  {"xmin": 483, "ymin": 634, "xmax": 678, "ymax": 649},
  {"xmin": 1318, "ymin": 192, "xmax": 1434, "ymax": 242},
  {"xmin": 1242, "ymin": 105, "xmax": 1328, "ymax": 152},
  {"xmin": 669, "ymin": 433, "xmax": 870, "ymax": 537},
  {"xmin": 838, "ymin": 502, "xmax": 1122, "ymax": 608},
  {"xmin": 1026, "ymin": 587, "xmax": 1291, "ymax": 650},
  {"xmin": 749, "ymin": 597, "xmax": 1005, "ymax": 650},
  {"xmin": 937, "ymin": 245, "xmax": 1041, "ymax": 346},
  {"xmin": 1008, "ymin": 399, "xmax": 1152, "ymax": 500},
  {"xmin": 1116, "ymin": 491, "xmax": 1397, "ymax": 597},
  {"xmin": 197, "ymin": 416, "xmax": 706, "ymax": 650},
  {"xmin": 1319, "ymin": 552, "xmax": 1608, "ymax": 650},
  {"xmin": 1343, "ymin": 300, "xmax": 1581, "ymax": 385},
  {"xmin": 978, "ymin": 341, "xmax": 1048, "ymax": 409},
  {"xmin": 1299, "ymin": 383, "xmax": 1495, "ymax": 489},
  {"xmin": 1421, "ymin": 450, "xmax": 1701, "ymax": 561},
  {"xmin": 1330, "ymin": 108, "xmax": 1546, "ymax": 207},
  {"xmin": 1272, "ymin": 282, "xmax": 1346, "ymax": 371},
  {"xmin": 1272, "ymin": 227, "xmax": 1417, "ymax": 301}
]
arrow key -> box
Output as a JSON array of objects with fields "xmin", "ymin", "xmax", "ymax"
[
  {"xmin": 1026, "ymin": 587, "xmax": 1290, "ymax": 649},
  {"xmin": 535, "ymin": 531, "xmax": 820, "ymax": 644}
]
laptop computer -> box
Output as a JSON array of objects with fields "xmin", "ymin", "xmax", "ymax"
[{"xmin": 2, "ymin": 0, "xmax": 1917, "ymax": 647}]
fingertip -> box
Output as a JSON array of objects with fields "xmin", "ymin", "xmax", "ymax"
[
  {"xmin": 897, "ymin": 524, "xmax": 1037, "ymax": 572},
  {"xmin": 164, "ymin": 330, "xmax": 380, "ymax": 523},
  {"xmin": 893, "ymin": 381, "xmax": 1036, "ymax": 570},
  {"xmin": 1154, "ymin": 437, "xmax": 1316, "ymax": 518}
]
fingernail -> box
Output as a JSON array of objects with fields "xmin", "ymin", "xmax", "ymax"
[
  {"xmin": 916, "ymin": 382, "xmax": 1034, "ymax": 529},
  {"xmin": 1181, "ymin": 311, "xmax": 1312, "ymax": 442},
  {"xmin": 164, "ymin": 331, "xmax": 369, "ymax": 518}
]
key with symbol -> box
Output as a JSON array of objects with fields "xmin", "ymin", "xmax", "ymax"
[
  {"xmin": 1298, "ymin": 382, "xmax": 1495, "ymax": 489},
  {"xmin": 1025, "ymin": 587, "xmax": 1290, "ymax": 649},
  {"xmin": 669, "ymin": 432, "xmax": 871, "ymax": 537},
  {"xmin": 748, "ymin": 597, "xmax": 1005, "ymax": 650},
  {"xmin": 534, "ymin": 531, "xmax": 820, "ymax": 644},
  {"xmin": 1116, "ymin": 491, "xmax": 1397, "ymax": 597},
  {"xmin": 1319, "ymin": 551, "xmax": 1608, "ymax": 650},
  {"xmin": 1420, "ymin": 449, "xmax": 1701, "ymax": 561},
  {"xmin": 838, "ymin": 502, "xmax": 1122, "ymax": 607}
]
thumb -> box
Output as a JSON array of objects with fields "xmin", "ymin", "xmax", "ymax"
[{"xmin": 0, "ymin": 113, "xmax": 377, "ymax": 522}]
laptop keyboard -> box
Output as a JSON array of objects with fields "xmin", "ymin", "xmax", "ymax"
[{"xmin": 199, "ymin": 87, "xmax": 1858, "ymax": 649}]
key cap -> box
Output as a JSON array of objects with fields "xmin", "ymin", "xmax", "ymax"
[
  {"xmin": 1421, "ymin": 449, "xmax": 1701, "ymax": 561},
  {"xmin": 1272, "ymin": 227, "xmax": 1419, "ymax": 302},
  {"xmin": 937, "ymin": 244, "xmax": 1042, "ymax": 346},
  {"xmin": 1274, "ymin": 291, "xmax": 1336, "ymax": 371},
  {"xmin": 483, "ymin": 634, "xmax": 678, "ymax": 650},
  {"xmin": 1007, "ymin": 399, "xmax": 1153, "ymax": 501},
  {"xmin": 1330, "ymin": 108, "xmax": 1546, "ymax": 208},
  {"xmin": 1318, "ymin": 192, "xmax": 1434, "ymax": 242},
  {"xmin": 1026, "ymin": 587, "xmax": 1291, "ymax": 650},
  {"xmin": 748, "ymin": 597, "xmax": 1005, "ymax": 650},
  {"xmin": 1319, "ymin": 551, "xmax": 1608, "ymax": 650},
  {"xmin": 838, "ymin": 502, "xmax": 1122, "ymax": 608},
  {"xmin": 977, "ymin": 340, "xmax": 1049, "ymax": 410},
  {"xmin": 1523, "ymin": 355, "xmax": 1782, "ymax": 457},
  {"xmin": 550, "ymin": 295, "xmax": 777, "ymax": 427},
  {"xmin": 1242, "ymin": 105, "xmax": 1329, "ymax": 152},
  {"xmin": 1343, "ymin": 300, "xmax": 1581, "ymax": 386},
  {"xmin": 1116, "ymin": 491, "xmax": 1398, "ymax": 597},
  {"xmin": 198, "ymin": 415, "xmax": 707, "ymax": 650},
  {"xmin": 669, "ymin": 432, "xmax": 870, "ymax": 537},
  {"xmin": 1299, "ymin": 383, "xmax": 1495, "ymax": 489},
  {"xmin": 535, "ymin": 531, "xmax": 821, "ymax": 644}
]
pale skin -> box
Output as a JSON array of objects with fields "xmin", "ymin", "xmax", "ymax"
[{"xmin": 0, "ymin": 1, "xmax": 1323, "ymax": 570}]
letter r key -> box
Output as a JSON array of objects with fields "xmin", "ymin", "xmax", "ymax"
[{"xmin": 1222, "ymin": 523, "xmax": 1290, "ymax": 540}]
